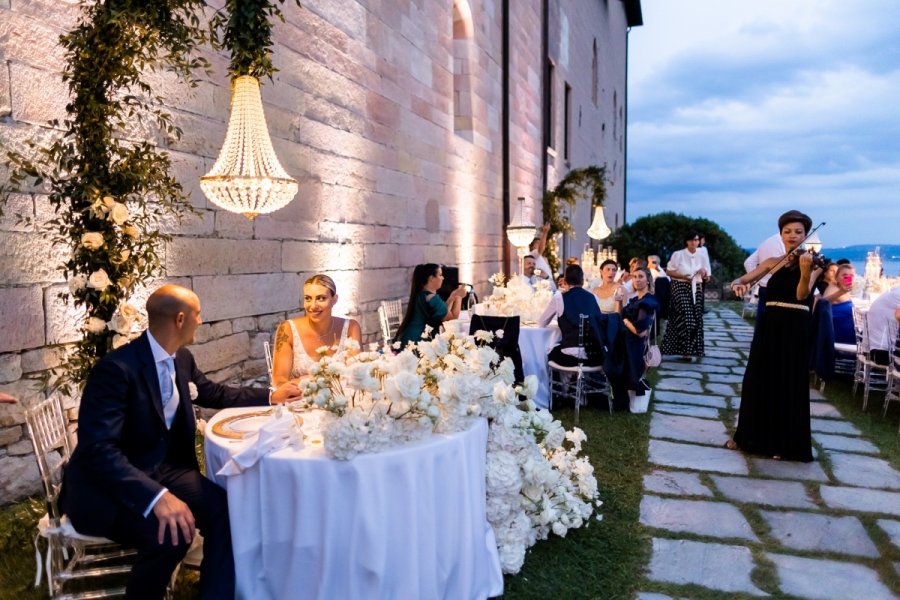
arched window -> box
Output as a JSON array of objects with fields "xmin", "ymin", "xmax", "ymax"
[{"xmin": 452, "ymin": 0, "xmax": 474, "ymax": 134}]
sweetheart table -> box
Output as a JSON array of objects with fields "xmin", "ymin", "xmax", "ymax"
[{"xmin": 205, "ymin": 407, "xmax": 504, "ymax": 600}]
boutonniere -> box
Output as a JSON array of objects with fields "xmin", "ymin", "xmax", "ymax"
[{"xmin": 188, "ymin": 382, "xmax": 198, "ymax": 400}]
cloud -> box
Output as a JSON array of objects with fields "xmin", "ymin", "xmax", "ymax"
[{"xmin": 627, "ymin": 0, "xmax": 900, "ymax": 247}]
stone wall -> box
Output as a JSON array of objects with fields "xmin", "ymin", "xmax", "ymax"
[{"xmin": 0, "ymin": 0, "xmax": 634, "ymax": 503}]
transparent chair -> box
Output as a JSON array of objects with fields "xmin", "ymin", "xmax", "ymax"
[
  {"xmin": 879, "ymin": 319, "xmax": 899, "ymax": 419},
  {"xmin": 547, "ymin": 314, "xmax": 610, "ymax": 424},
  {"xmin": 851, "ymin": 306, "xmax": 892, "ymax": 410},
  {"xmin": 741, "ymin": 284, "xmax": 760, "ymax": 319},
  {"xmin": 377, "ymin": 298, "xmax": 404, "ymax": 345},
  {"xmin": 25, "ymin": 396, "xmax": 135, "ymax": 599}
]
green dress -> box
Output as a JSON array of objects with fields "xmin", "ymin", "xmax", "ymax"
[{"xmin": 398, "ymin": 290, "xmax": 448, "ymax": 346}]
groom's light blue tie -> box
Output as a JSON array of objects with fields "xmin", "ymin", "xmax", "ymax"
[{"xmin": 161, "ymin": 357, "xmax": 179, "ymax": 428}]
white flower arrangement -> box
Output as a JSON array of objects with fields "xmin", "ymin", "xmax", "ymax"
[
  {"xmin": 301, "ymin": 328, "xmax": 601, "ymax": 574},
  {"xmin": 478, "ymin": 274, "xmax": 554, "ymax": 322}
]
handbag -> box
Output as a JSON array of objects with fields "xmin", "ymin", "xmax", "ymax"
[{"xmin": 644, "ymin": 317, "xmax": 662, "ymax": 369}]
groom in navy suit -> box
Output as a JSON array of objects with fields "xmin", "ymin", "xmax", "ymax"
[{"xmin": 62, "ymin": 284, "xmax": 301, "ymax": 599}]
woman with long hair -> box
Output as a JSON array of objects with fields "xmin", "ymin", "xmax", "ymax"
[
  {"xmin": 394, "ymin": 264, "xmax": 467, "ymax": 347},
  {"xmin": 272, "ymin": 274, "xmax": 362, "ymax": 385},
  {"xmin": 610, "ymin": 267, "xmax": 658, "ymax": 410},
  {"xmin": 727, "ymin": 210, "xmax": 823, "ymax": 461}
]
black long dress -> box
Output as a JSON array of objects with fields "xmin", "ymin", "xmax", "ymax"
[{"xmin": 734, "ymin": 264, "xmax": 814, "ymax": 462}]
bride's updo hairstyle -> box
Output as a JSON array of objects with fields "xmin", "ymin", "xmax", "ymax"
[{"xmin": 305, "ymin": 274, "xmax": 337, "ymax": 296}]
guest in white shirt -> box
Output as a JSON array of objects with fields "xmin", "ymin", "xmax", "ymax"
[
  {"xmin": 528, "ymin": 223, "xmax": 554, "ymax": 284},
  {"xmin": 660, "ymin": 231, "xmax": 708, "ymax": 360},
  {"xmin": 647, "ymin": 255, "xmax": 668, "ymax": 280},
  {"xmin": 523, "ymin": 255, "xmax": 556, "ymax": 290},
  {"xmin": 744, "ymin": 232, "xmax": 786, "ymax": 322},
  {"xmin": 866, "ymin": 286, "xmax": 900, "ymax": 365}
]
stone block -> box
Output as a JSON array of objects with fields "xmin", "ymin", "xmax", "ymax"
[
  {"xmin": 827, "ymin": 451, "xmax": 900, "ymax": 489},
  {"xmin": 812, "ymin": 432, "xmax": 878, "ymax": 454},
  {"xmin": 0, "ymin": 59, "xmax": 9, "ymax": 116},
  {"xmin": 655, "ymin": 369, "xmax": 702, "ymax": 379},
  {"xmin": 257, "ymin": 314, "xmax": 286, "ymax": 333},
  {"xmin": 820, "ymin": 485, "xmax": 900, "ymax": 517},
  {"xmin": 650, "ymin": 413, "xmax": 730, "ymax": 447},
  {"xmin": 761, "ymin": 510, "xmax": 878, "ymax": 558},
  {"xmin": 877, "ymin": 519, "xmax": 900, "ymax": 550},
  {"xmin": 653, "ymin": 390, "xmax": 727, "ymax": 409},
  {"xmin": 0, "ymin": 193, "xmax": 33, "ymax": 232},
  {"xmin": 705, "ymin": 382, "xmax": 738, "ymax": 396},
  {"xmin": 250, "ymin": 332, "xmax": 270, "ymax": 360},
  {"xmin": 9, "ymin": 61, "xmax": 69, "ymax": 125},
  {"xmin": 0, "ymin": 286, "xmax": 44, "ymax": 352},
  {"xmin": 232, "ymin": 317, "xmax": 258, "ymax": 333},
  {"xmin": 44, "ymin": 284, "xmax": 85, "ymax": 345},
  {"xmin": 5, "ymin": 439, "xmax": 33, "ymax": 456},
  {"xmin": 766, "ymin": 553, "xmax": 894, "ymax": 600},
  {"xmin": 661, "ymin": 362, "xmax": 729, "ymax": 374},
  {"xmin": 706, "ymin": 373, "xmax": 744, "ymax": 384},
  {"xmin": 750, "ymin": 457, "xmax": 828, "ymax": 482},
  {"xmin": 649, "ymin": 440, "xmax": 749, "ymax": 475},
  {"xmin": 206, "ymin": 364, "xmax": 242, "ymax": 385},
  {"xmin": 643, "ymin": 470, "xmax": 713, "ymax": 497},
  {"xmin": 809, "ymin": 403, "xmax": 843, "ymax": 419},
  {"xmin": 188, "ymin": 332, "xmax": 250, "ymax": 374},
  {"xmin": 711, "ymin": 476, "xmax": 817, "ymax": 509},
  {"xmin": 318, "ymin": 222, "xmax": 392, "ymax": 244},
  {"xmin": 0, "ymin": 453, "xmax": 46, "ymax": 504},
  {"xmin": 810, "ymin": 418, "xmax": 860, "ymax": 436},
  {"xmin": 640, "ymin": 495, "xmax": 758, "ymax": 541},
  {"xmin": 652, "ymin": 402, "xmax": 720, "ymax": 420},
  {"xmin": 20, "ymin": 345, "xmax": 68, "ymax": 373},
  {"xmin": 209, "ymin": 320, "xmax": 234, "ymax": 340},
  {"xmin": 192, "ymin": 323, "xmax": 213, "ymax": 345},
  {"xmin": 0, "ymin": 231, "xmax": 66, "ymax": 284},
  {"xmin": 157, "ymin": 209, "xmax": 216, "ymax": 237},
  {"xmin": 0, "ymin": 353, "xmax": 22, "ymax": 383},
  {"xmin": 282, "ymin": 240, "xmax": 364, "ymax": 273},
  {"xmin": 242, "ymin": 358, "xmax": 269, "ymax": 380},
  {"xmin": 0, "ymin": 425, "xmax": 22, "ymax": 446},
  {"xmin": 166, "ymin": 238, "xmax": 281, "ymax": 276},
  {"xmin": 655, "ymin": 377, "xmax": 704, "ymax": 393},
  {"xmin": 214, "ymin": 211, "xmax": 255, "ymax": 239},
  {"xmin": 192, "ymin": 274, "xmax": 300, "ymax": 322},
  {"xmin": 363, "ymin": 244, "xmax": 400, "ymax": 269},
  {"xmin": 648, "ymin": 538, "xmax": 766, "ymax": 596}
]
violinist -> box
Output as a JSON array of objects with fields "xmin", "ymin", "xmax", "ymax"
[{"xmin": 726, "ymin": 210, "xmax": 823, "ymax": 462}]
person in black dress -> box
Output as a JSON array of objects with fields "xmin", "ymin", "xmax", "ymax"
[{"xmin": 727, "ymin": 210, "xmax": 822, "ymax": 461}]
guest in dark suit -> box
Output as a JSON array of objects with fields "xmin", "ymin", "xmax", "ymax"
[{"xmin": 61, "ymin": 284, "xmax": 301, "ymax": 599}]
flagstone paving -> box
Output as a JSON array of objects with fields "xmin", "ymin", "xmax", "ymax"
[{"xmin": 636, "ymin": 305, "xmax": 900, "ymax": 599}]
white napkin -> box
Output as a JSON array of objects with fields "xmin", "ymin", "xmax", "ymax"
[
  {"xmin": 690, "ymin": 271, "xmax": 703, "ymax": 303},
  {"xmin": 217, "ymin": 409, "xmax": 304, "ymax": 477}
]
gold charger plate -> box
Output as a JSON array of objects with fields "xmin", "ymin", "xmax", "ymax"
[{"xmin": 212, "ymin": 410, "xmax": 273, "ymax": 440}]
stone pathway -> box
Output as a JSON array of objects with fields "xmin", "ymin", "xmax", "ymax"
[{"xmin": 636, "ymin": 305, "xmax": 900, "ymax": 599}]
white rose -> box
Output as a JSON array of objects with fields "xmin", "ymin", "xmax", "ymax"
[
  {"xmin": 112, "ymin": 334, "xmax": 129, "ymax": 349},
  {"xmin": 84, "ymin": 317, "xmax": 107, "ymax": 333},
  {"xmin": 80, "ymin": 232, "xmax": 104, "ymax": 250},
  {"xmin": 68, "ymin": 274, "xmax": 87, "ymax": 294},
  {"xmin": 385, "ymin": 371, "xmax": 423, "ymax": 403},
  {"xmin": 106, "ymin": 311, "xmax": 133, "ymax": 335},
  {"xmin": 110, "ymin": 249, "xmax": 131, "ymax": 265},
  {"xmin": 86, "ymin": 269, "xmax": 111, "ymax": 290},
  {"xmin": 109, "ymin": 202, "xmax": 129, "ymax": 225},
  {"xmin": 122, "ymin": 224, "xmax": 139, "ymax": 238},
  {"xmin": 188, "ymin": 382, "xmax": 199, "ymax": 400}
]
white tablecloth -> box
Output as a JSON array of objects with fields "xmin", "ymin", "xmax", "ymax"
[
  {"xmin": 205, "ymin": 408, "xmax": 503, "ymax": 600},
  {"xmin": 519, "ymin": 324, "xmax": 561, "ymax": 409}
]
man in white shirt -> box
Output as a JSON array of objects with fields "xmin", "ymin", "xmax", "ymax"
[
  {"xmin": 647, "ymin": 255, "xmax": 668, "ymax": 280},
  {"xmin": 528, "ymin": 223, "xmax": 554, "ymax": 283},
  {"xmin": 523, "ymin": 255, "xmax": 556, "ymax": 291},
  {"xmin": 744, "ymin": 232, "xmax": 786, "ymax": 322},
  {"xmin": 866, "ymin": 286, "xmax": 900, "ymax": 364}
]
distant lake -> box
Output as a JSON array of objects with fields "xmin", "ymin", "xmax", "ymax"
[{"xmin": 823, "ymin": 245, "xmax": 900, "ymax": 279}]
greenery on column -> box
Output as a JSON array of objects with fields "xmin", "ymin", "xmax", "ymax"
[{"xmin": 541, "ymin": 165, "xmax": 609, "ymax": 274}]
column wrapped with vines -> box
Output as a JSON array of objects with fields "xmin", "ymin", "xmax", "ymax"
[{"xmin": 2, "ymin": 1, "xmax": 214, "ymax": 392}]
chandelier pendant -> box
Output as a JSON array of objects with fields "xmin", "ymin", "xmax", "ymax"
[
  {"xmin": 200, "ymin": 76, "xmax": 298, "ymax": 220},
  {"xmin": 587, "ymin": 205, "xmax": 612, "ymax": 240}
]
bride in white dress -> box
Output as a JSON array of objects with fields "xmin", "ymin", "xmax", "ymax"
[{"xmin": 272, "ymin": 274, "xmax": 363, "ymax": 385}]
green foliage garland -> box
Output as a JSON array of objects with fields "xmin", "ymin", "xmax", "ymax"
[
  {"xmin": 213, "ymin": 0, "xmax": 301, "ymax": 79},
  {"xmin": 1, "ymin": 1, "xmax": 216, "ymax": 392},
  {"xmin": 541, "ymin": 165, "xmax": 608, "ymax": 275}
]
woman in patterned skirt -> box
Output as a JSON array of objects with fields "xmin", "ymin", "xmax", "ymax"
[{"xmin": 660, "ymin": 231, "xmax": 710, "ymax": 360}]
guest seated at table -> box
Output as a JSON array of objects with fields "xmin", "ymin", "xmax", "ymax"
[
  {"xmin": 814, "ymin": 260, "xmax": 837, "ymax": 295},
  {"xmin": 609, "ymin": 267, "xmax": 659, "ymax": 409},
  {"xmin": 273, "ymin": 274, "xmax": 362, "ymax": 386},
  {"xmin": 866, "ymin": 286, "xmax": 900, "ymax": 365},
  {"xmin": 60, "ymin": 284, "xmax": 302, "ymax": 600},
  {"xmin": 591, "ymin": 259, "xmax": 624, "ymax": 314},
  {"xmin": 619, "ymin": 257, "xmax": 648, "ymax": 302},
  {"xmin": 819, "ymin": 264, "xmax": 856, "ymax": 345},
  {"xmin": 557, "ymin": 274, "xmax": 569, "ymax": 292},
  {"xmin": 395, "ymin": 263, "xmax": 467, "ymax": 347},
  {"xmin": 648, "ymin": 255, "xmax": 668, "ymax": 280},
  {"xmin": 538, "ymin": 264, "xmax": 605, "ymax": 367}
]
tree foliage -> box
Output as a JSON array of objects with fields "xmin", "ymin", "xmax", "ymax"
[
  {"xmin": 606, "ymin": 212, "xmax": 749, "ymax": 285},
  {"xmin": 541, "ymin": 165, "xmax": 608, "ymax": 275}
]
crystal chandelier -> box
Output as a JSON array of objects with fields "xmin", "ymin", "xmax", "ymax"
[
  {"xmin": 200, "ymin": 76, "xmax": 298, "ymax": 220},
  {"xmin": 506, "ymin": 197, "xmax": 536, "ymax": 274},
  {"xmin": 586, "ymin": 205, "xmax": 611, "ymax": 240}
]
